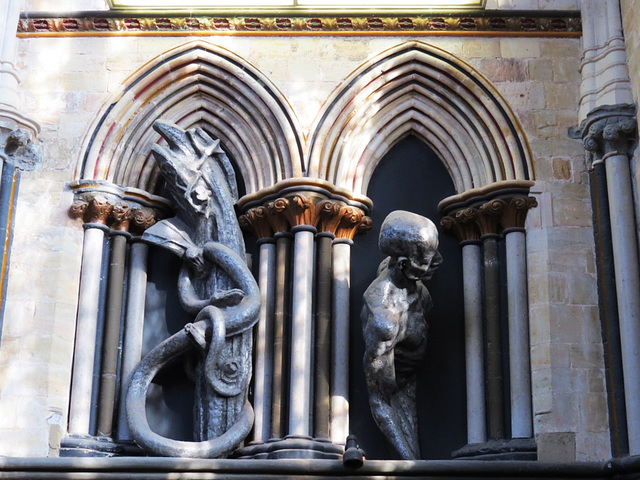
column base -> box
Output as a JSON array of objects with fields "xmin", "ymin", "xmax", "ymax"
[
  {"xmin": 60, "ymin": 435, "xmax": 145, "ymax": 457},
  {"xmin": 451, "ymin": 438, "xmax": 537, "ymax": 461},
  {"xmin": 232, "ymin": 435, "xmax": 344, "ymax": 459}
]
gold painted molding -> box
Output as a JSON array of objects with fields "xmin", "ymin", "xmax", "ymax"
[{"xmin": 18, "ymin": 12, "xmax": 581, "ymax": 37}]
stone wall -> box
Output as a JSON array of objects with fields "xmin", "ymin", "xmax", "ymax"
[{"xmin": 0, "ymin": 15, "xmax": 607, "ymax": 461}]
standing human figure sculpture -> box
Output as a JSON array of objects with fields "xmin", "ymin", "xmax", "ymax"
[{"xmin": 361, "ymin": 210, "xmax": 442, "ymax": 460}]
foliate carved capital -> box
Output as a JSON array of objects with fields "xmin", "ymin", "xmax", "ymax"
[
  {"xmin": 317, "ymin": 200, "xmax": 343, "ymax": 234},
  {"xmin": 440, "ymin": 207, "xmax": 480, "ymax": 243},
  {"xmin": 500, "ymin": 196, "xmax": 538, "ymax": 230},
  {"xmin": 240, "ymin": 193, "xmax": 371, "ymax": 239},
  {"xmin": 580, "ymin": 105, "xmax": 638, "ymax": 165},
  {"xmin": 265, "ymin": 198, "xmax": 290, "ymax": 234},
  {"xmin": 238, "ymin": 206, "xmax": 273, "ymax": 239},
  {"xmin": 476, "ymin": 199, "xmax": 506, "ymax": 236},
  {"xmin": 285, "ymin": 194, "xmax": 318, "ymax": 228},
  {"xmin": 335, "ymin": 206, "xmax": 371, "ymax": 240},
  {"xmin": 69, "ymin": 195, "xmax": 159, "ymax": 234}
]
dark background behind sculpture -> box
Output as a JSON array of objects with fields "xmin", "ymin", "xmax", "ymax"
[{"xmin": 350, "ymin": 135, "xmax": 467, "ymax": 460}]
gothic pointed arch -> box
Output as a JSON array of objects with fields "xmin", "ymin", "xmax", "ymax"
[
  {"xmin": 307, "ymin": 41, "xmax": 534, "ymax": 196},
  {"xmin": 75, "ymin": 40, "xmax": 304, "ymax": 195}
]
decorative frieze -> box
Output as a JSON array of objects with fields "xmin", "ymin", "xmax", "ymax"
[{"xmin": 17, "ymin": 13, "xmax": 582, "ymax": 37}]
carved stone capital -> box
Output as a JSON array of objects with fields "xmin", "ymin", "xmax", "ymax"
[
  {"xmin": 265, "ymin": 198, "xmax": 290, "ymax": 234},
  {"xmin": 438, "ymin": 180, "xmax": 537, "ymax": 240},
  {"xmin": 110, "ymin": 201, "xmax": 133, "ymax": 232},
  {"xmin": 335, "ymin": 206, "xmax": 371, "ymax": 240},
  {"xmin": 284, "ymin": 194, "xmax": 317, "ymax": 228},
  {"xmin": 238, "ymin": 179, "xmax": 372, "ymax": 239},
  {"xmin": 580, "ymin": 104, "xmax": 638, "ymax": 167},
  {"xmin": 86, "ymin": 195, "xmax": 113, "ymax": 225},
  {"xmin": 316, "ymin": 200, "xmax": 343, "ymax": 234},
  {"xmin": 440, "ymin": 207, "xmax": 481, "ymax": 243},
  {"xmin": 131, "ymin": 207, "xmax": 157, "ymax": 235},
  {"xmin": 476, "ymin": 199, "xmax": 506, "ymax": 237},
  {"xmin": 69, "ymin": 194, "xmax": 160, "ymax": 235},
  {"xmin": 499, "ymin": 195, "xmax": 538, "ymax": 231},
  {"xmin": 238, "ymin": 206, "xmax": 273, "ymax": 239}
]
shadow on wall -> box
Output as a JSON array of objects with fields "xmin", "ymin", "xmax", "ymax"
[{"xmin": 349, "ymin": 135, "xmax": 467, "ymax": 460}]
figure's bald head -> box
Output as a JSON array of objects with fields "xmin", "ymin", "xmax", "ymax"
[{"xmin": 379, "ymin": 210, "xmax": 438, "ymax": 258}]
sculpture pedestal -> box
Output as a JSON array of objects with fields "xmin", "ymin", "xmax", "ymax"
[{"xmin": 233, "ymin": 436, "xmax": 343, "ymax": 460}]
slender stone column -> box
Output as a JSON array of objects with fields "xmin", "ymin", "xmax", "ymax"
[
  {"xmin": 289, "ymin": 223, "xmax": 316, "ymax": 436},
  {"xmin": 501, "ymin": 196, "xmax": 537, "ymax": 439},
  {"xmin": 115, "ymin": 207, "xmax": 156, "ymax": 441},
  {"xmin": 477, "ymin": 200, "xmax": 505, "ymax": 440},
  {"xmin": 97, "ymin": 203, "xmax": 132, "ymax": 437},
  {"xmin": 588, "ymin": 161, "xmax": 627, "ymax": 455},
  {"xmin": 330, "ymin": 239, "xmax": 351, "ymax": 444},
  {"xmin": 68, "ymin": 196, "xmax": 113, "ymax": 435},
  {"xmin": 441, "ymin": 209, "xmax": 486, "ymax": 444},
  {"xmin": 271, "ymin": 232, "xmax": 291, "ymax": 438},
  {"xmin": 583, "ymin": 108, "xmax": 640, "ymax": 454},
  {"xmin": 314, "ymin": 232, "xmax": 333, "ymax": 439},
  {"xmin": 254, "ymin": 239, "xmax": 276, "ymax": 442},
  {"xmin": 239, "ymin": 205, "xmax": 277, "ymax": 443},
  {"xmin": 116, "ymin": 240, "xmax": 148, "ymax": 441}
]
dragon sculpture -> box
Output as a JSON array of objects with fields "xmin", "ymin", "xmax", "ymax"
[{"xmin": 126, "ymin": 122, "xmax": 260, "ymax": 458}]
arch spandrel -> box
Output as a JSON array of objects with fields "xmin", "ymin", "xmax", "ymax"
[
  {"xmin": 75, "ymin": 40, "xmax": 304, "ymax": 196},
  {"xmin": 307, "ymin": 40, "xmax": 534, "ymax": 196}
]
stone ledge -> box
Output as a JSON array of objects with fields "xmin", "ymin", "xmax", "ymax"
[{"xmin": 0, "ymin": 455, "xmax": 623, "ymax": 480}]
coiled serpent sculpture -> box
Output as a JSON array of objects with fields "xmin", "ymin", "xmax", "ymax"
[{"xmin": 125, "ymin": 121, "xmax": 260, "ymax": 458}]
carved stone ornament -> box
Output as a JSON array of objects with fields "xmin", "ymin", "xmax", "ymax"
[
  {"xmin": 361, "ymin": 210, "xmax": 442, "ymax": 460},
  {"xmin": 239, "ymin": 195, "xmax": 371, "ymax": 240},
  {"xmin": 68, "ymin": 196, "xmax": 159, "ymax": 234},
  {"xmin": 0, "ymin": 128, "xmax": 42, "ymax": 171},
  {"xmin": 579, "ymin": 104, "xmax": 638, "ymax": 168},
  {"xmin": 125, "ymin": 121, "xmax": 260, "ymax": 458}
]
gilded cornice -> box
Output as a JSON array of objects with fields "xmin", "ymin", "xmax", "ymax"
[{"xmin": 17, "ymin": 12, "xmax": 581, "ymax": 37}]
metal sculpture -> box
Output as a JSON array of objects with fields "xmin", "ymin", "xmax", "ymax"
[
  {"xmin": 361, "ymin": 210, "xmax": 442, "ymax": 460},
  {"xmin": 126, "ymin": 122, "xmax": 260, "ymax": 458}
]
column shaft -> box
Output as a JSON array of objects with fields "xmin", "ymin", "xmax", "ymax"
[
  {"xmin": 68, "ymin": 225, "xmax": 107, "ymax": 435},
  {"xmin": 462, "ymin": 243, "xmax": 486, "ymax": 444},
  {"xmin": 271, "ymin": 234, "xmax": 291, "ymax": 438},
  {"xmin": 483, "ymin": 235, "xmax": 504, "ymax": 440},
  {"xmin": 253, "ymin": 241, "xmax": 276, "ymax": 443},
  {"xmin": 589, "ymin": 164, "xmax": 627, "ymax": 455},
  {"xmin": 97, "ymin": 233, "xmax": 128, "ymax": 436},
  {"xmin": 288, "ymin": 228, "xmax": 315, "ymax": 436},
  {"xmin": 605, "ymin": 153, "xmax": 640, "ymax": 455},
  {"xmin": 116, "ymin": 241, "xmax": 149, "ymax": 441},
  {"xmin": 0, "ymin": 165, "xmax": 19, "ymax": 328},
  {"xmin": 314, "ymin": 234, "xmax": 332, "ymax": 439},
  {"xmin": 505, "ymin": 231, "xmax": 533, "ymax": 438},
  {"xmin": 330, "ymin": 240, "xmax": 351, "ymax": 444}
]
